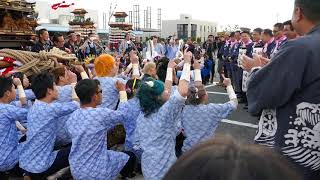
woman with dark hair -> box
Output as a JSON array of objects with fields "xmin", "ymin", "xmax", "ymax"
[
  {"xmin": 181, "ymin": 61, "xmax": 238, "ymax": 152},
  {"xmin": 164, "ymin": 136, "xmax": 302, "ymax": 180},
  {"xmin": 134, "ymin": 50, "xmax": 192, "ymax": 179}
]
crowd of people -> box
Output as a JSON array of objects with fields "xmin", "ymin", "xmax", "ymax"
[
  {"xmin": 30, "ymin": 29, "xmax": 104, "ymax": 61},
  {"xmin": 0, "ymin": 0, "xmax": 319, "ymax": 180}
]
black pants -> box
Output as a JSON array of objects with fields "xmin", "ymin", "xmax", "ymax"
[
  {"xmin": 217, "ymin": 58, "xmax": 224, "ymax": 83},
  {"xmin": 24, "ymin": 146, "xmax": 71, "ymax": 180},
  {"xmin": 175, "ymin": 132, "xmax": 186, "ymax": 158},
  {"xmin": 0, "ymin": 164, "xmax": 24, "ymax": 179},
  {"xmin": 210, "ymin": 60, "xmax": 216, "ymax": 83},
  {"xmin": 120, "ymin": 151, "xmax": 137, "ymax": 178}
]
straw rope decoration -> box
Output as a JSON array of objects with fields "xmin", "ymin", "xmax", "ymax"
[{"xmin": 0, "ymin": 48, "xmax": 77, "ymax": 76}]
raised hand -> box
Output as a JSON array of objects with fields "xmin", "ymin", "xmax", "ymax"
[
  {"xmin": 13, "ymin": 78, "xmax": 22, "ymax": 86},
  {"xmin": 67, "ymin": 70, "xmax": 77, "ymax": 84},
  {"xmin": 241, "ymin": 55, "xmax": 262, "ymax": 72},
  {"xmin": 115, "ymin": 80, "xmax": 126, "ymax": 92},
  {"xmin": 260, "ymin": 55, "xmax": 271, "ymax": 67},
  {"xmin": 168, "ymin": 60, "xmax": 177, "ymax": 69},
  {"xmin": 223, "ymin": 78, "xmax": 231, "ymax": 87},
  {"xmin": 73, "ymin": 65, "xmax": 85, "ymax": 73},
  {"xmin": 193, "ymin": 60, "xmax": 201, "ymax": 70},
  {"xmin": 183, "ymin": 48, "xmax": 192, "ymax": 64}
]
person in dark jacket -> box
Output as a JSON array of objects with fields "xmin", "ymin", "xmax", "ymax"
[
  {"xmin": 242, "ymin": 0, "xmax": 320, "ymax": 179},
  {"xmin": 202, "ymin": 35, "xmax": 218, "ymax": 84},
  {"xmin": 31, "ymin": 29, "xmax": 53, "ymax": 53},
  {"xmin": 261, "ymin": 29, "xmax": 276, "ymax": 59},
  {"xmin": 64, "ymin": 31, "xmax": 79, "ymax": 55}
]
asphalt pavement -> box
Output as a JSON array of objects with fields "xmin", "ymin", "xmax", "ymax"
[{"xmin": 206, "ymin": 84, "xmax": 258, "ymax": 144}]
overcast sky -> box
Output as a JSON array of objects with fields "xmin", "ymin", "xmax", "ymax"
[{"xmin": 35, "ymin": 0, "xmax": 295, "ymax": 30}]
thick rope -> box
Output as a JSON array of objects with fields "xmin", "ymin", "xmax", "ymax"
[{"xmin": 0, "ymin": 48, "xmax": 77, "ymax": 76}]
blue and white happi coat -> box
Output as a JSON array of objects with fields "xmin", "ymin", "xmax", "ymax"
[
  {"xmin": 135, "ymin": 90, "xmax": 186, "ymax": 180},
  {"xmin": 66, "ymin": 105, "xmax": 129, "ymax": 180},
  {"xmin": 181, "ymin": 102, "xmax": 236, "ymax": 152},
  {"xmin": 19, "ymin": 100, "xmax": 79, "ymax": 173},
  {"xmin": 94, "ymin": 77, "xmax": 127, "ymax": 110},
  {"xmin": 0, "ymin": 103, "xmax": 28, "ymax": 171},
  {"xmin": 118, "ymin": 97, "xmax": 142, "ymax": 154}
]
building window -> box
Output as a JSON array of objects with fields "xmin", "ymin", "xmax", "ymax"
[
  {"xmin": 204, "ymin": 26, "xmax": 206, "ymax": 32},
  {"xmin": 177, "ymin": 24, "xmax": 188, "ymax": 39},
  {"xmin": 208, "ymin": 26, "xmax": 210, "ymax": 32},
  {"xmin": 200, "ymin": 25, "xmax": 202, "ymax": 32},
  {"xmin": 215, "ymin": 27, "xmax": 217, "ymax": 33},
  {"xmin": 191, "ymin": 24, "xmax": 197, "ymax": 39}
]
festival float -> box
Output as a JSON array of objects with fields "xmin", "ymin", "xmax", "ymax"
[
  {"xmin": 69, "ymin": 8, "xmax": 96, "ymax": 38},
  {"xmin": 108, "ymin": 11, "xmax": 133, "ymax": 51},
  {"xmin": 0, "ymin": 0, "xmax": 37, "ymax": 49},
  {"xmin": 0, "ymin": 1, "xmax": 79, "ymax": 77}
]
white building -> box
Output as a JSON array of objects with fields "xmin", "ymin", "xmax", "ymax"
[
  {"xmin": 162, "ymin": 14, "xmax": 218, "ymax": 41},
  {"xmin": 35, "ymin": 1, "xmax": 99, "ymax": 27}
]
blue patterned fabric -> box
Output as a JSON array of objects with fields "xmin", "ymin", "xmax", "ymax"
[
  {"xmin": 66, "ymin": 107, "xmax": 129, "ymax": 180},
  {"xmin": 94, "ymin": 77, "xmax": 127, "ymax": 110},
  {"xmin": 118, "ymin": 97, "xmax": 141, "ymax": 153},
  {"xmin": 135, "ymin": 90, "xmax": 186, "ymax": 180},
  {"xmin": 56, "ymin": 85, "xmax": 73, "ymax": 103},
  {"xmin": 181, "ymin": 102, "xmax": 236, "ymax": 152},
  {"xmin": 55, "ymin": 115, "xmax": 72, "ymax": 146},
  {"xmin": 19, "ymin": 100, "xmax": 79, "ymax": 173},
  {"xmin": 9, "ymin": 100, "xmax": 32, "ymax": 140},
  {"xmin": 0, "ymin": 103, "xmax": 28, "ymax": 171}
]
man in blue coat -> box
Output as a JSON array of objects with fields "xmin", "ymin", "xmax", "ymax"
[{"xmin": 242, "ymin": 0, "xmax": 320, "ymax": 179}]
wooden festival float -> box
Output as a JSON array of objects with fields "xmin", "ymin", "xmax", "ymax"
[
  {"xmin": 0, "ymin": 0, "xmax": 38, "ymax": 49},
  {"xmin": 69, "ymin": 8, "xmax": 96, "ymax": 38},
  {"xmin": 108, "ymin": 12, "xmax": 133, "ymax": 51}
]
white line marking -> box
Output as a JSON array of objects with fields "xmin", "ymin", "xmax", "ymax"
[
  {"xmin": 205, "ymin": 82, "xmax": 218, "ymax": 88},
  {"xmin": 221, "ymin": 119, "xmax": 258, "ymax": 129},
  {"xmin": 207, "ymin": 91, "xmax": 228, "ymax": 95}
]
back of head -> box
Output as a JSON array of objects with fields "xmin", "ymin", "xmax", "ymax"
[
  {"xmin": 0, "ymin": 76, "xmax": 13, "ymax": 98},
  {"xmin": 143, "ymin": 62, "xmax": 156, "ymax": 75},
  {"xmin": 31, "ymin": 72, "xmax": 54, "ymax": 99},
  {"xmin": 164, "ymin": 137, "xmax": 302, "ymax": 180},
  {"xmin": 94, "ymin": 54, "xmax": 115, "ymax": 77},
  {"xmin": 186, "ymin": 85, "xmax": 207, "ymax": 105},
  {"xmin": 137, "ymin": 78, "xmax": 165, "ymax": 117},
  {"xmin": 75, "ymin": 79, "xmax": 100, "ymax": 105},
  {"xmin": 156, "ymin": 57, "xmax": 169, "ymax": 82}
]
